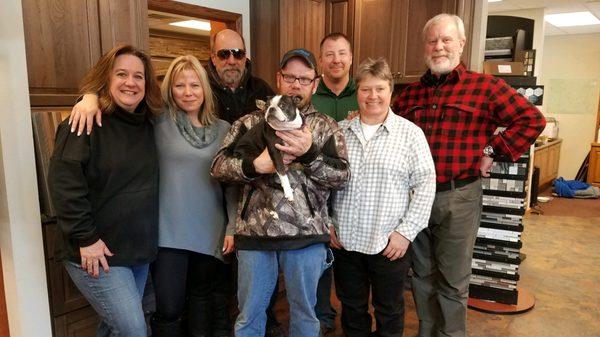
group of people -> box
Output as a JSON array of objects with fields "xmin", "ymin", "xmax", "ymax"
[{"xmin": 49, "ymin": 13, "xmax": 545, "ymax": 337}]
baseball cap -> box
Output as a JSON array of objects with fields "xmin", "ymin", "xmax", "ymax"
[{"xmin": 280, "ymin": 48, "xmax": 318, "ymax": 72}]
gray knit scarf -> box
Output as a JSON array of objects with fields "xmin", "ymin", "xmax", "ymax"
[{"xmin": 174, "ymin": 110, "xmax": 218, "ymax": 149}]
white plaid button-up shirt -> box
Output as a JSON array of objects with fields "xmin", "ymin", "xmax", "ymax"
[{"xmin": 331, "ymin": 110, "xmax": 436, "ymax": 254}]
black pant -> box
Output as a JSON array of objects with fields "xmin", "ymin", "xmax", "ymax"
[
  {"xmin": 151, "ymin": 247, "xmax": 231, "ymax": 337},
  {"xmin": 333, "ymin": 248, "xmax": 411, "ymax": 337}
]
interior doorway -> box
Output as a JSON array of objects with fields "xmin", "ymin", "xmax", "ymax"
[{"xmin": 147, "ymin": 0, "xmax": 242, "ymax": 79}]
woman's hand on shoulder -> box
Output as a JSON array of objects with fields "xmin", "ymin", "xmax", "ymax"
[{"xmin": 69, "ymin": 94, "xmax": 102, "ymax": 136}]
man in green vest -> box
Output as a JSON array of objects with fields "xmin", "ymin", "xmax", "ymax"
[
  {"xmin": 312, "ymin": 33, "xmax": 358, "ymax": 122},
  {"xmin": 312, "ymin": 32, "xmax": 358, "ymax": 337}
]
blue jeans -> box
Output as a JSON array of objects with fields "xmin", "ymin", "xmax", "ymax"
[
  {"xmin": 235, "ymin": 243, "xmax": 332, "ymax": 337},
  {"xmin": 63, "ymin": 261, "xmax": 149, "ymax": 337}
]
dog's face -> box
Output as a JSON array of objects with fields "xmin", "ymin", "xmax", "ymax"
[{"xmin": 265, "ymin": 95, "xmax": 303, "ymax": 131}]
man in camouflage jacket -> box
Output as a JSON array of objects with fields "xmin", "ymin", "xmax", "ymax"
[{"xmin": 211, "ymin": 49, "xmax": 350, "ymax": 337}]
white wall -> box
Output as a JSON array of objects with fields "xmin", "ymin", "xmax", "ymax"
[
  {"xmin": 541, "ymin": 33, "xmax": 600, "ymax": 179},
  {"xmin": 0, "ymin": 0, "xmax": 53, "ymax": 336},
  {"xmin": 176, "ymin": 0, "xmax": 252, "ymax": 55},
  {"xmin": 490, "ymin": 8, "xmax": 546, "ymax": 79},
  {"xmin": 469, "ymin": 0, "xmax": 488, "ymax": 73}
]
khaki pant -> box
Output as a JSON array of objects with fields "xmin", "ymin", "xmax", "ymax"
[{"xmin": 411, "ymin": 180, "xmax": 482, "ymax": 337}]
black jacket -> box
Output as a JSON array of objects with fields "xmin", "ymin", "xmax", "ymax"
[
  {"xmin": 208, "ymin": 59, "xmax": 274, "ymax": 124},
  {"xmin": 48, "ymin": 105, "xmax": 159, "ymax": 266}
]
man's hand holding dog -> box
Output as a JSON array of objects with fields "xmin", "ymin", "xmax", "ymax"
[
  {"xmin": 275, "ymin": 126, "xmax": 312, "ymax": 158},
  {"xmin": 253, "ymin": 148, "xmax": 276, "ymax": 174}
]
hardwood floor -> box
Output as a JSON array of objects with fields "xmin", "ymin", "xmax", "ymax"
[{"xmin": 273, "ymin": 197, "xmax": 600, "ymax": 337}]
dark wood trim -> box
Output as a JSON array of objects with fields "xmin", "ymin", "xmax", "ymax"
[
  {"xmin": 0, "ymin": 253, "xmax": 9, "ymax": 337},
  {"xmin": 594, "ymin": 94, "xmax": 600, "ymax": 142},
  {"xmin": 147, "ymin": 0, "xmax": 243, "ymax": 34},
  {"xmin": 30, "ymin": 95, "xmax": 80, "ymax": 107}
]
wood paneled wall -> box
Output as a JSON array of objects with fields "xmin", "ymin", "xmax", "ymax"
[{"xmin": 149, "ymin": 30, "xmax": 211, "ymax": 77}]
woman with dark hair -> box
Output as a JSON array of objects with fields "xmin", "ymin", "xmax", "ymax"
[
  {"xmin": 48, "ymin": 44, "xmax": 162, "ymax": 337},
  {"xmin": 65, "ymin": 54, "xmax": 236, "ymax": 337}
]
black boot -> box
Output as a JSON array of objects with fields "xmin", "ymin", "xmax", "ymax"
[
  {"xmin": 187, "ymin": 295, "xmax": 212, "ymax": 337},
  {"xmin": 150, "ymin": 315, "xmax": 182, "ymax": 337}
]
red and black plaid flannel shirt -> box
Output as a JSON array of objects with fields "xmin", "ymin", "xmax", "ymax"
[{"xmin": 392, "ymin": 63, "xmax": 546, "ymax": 184}]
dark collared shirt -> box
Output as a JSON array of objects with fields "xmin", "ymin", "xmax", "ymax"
[
  {"xmin": 312, "ymin": 77, "xmax": 358, "ymax": 122},
  {"xmin": 392, "ymin": 63, "xmax": 545, "ymax": 184}
]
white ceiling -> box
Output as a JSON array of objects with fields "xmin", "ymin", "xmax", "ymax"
[{"xmin": 488, "ymin": 0, "xmax": 600, "ymax": 35}]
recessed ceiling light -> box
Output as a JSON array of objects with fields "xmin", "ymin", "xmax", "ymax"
[
  {"xmin": 488, "ymin": 0, "xmax": 502, "ymax": 3},
  {"xmin": 545, "ymin": 11, "xmax": 600, "ymax": 27},
  {"xmin": 169, "ymin": 20, "xmax": 211, "ymax": 31}
]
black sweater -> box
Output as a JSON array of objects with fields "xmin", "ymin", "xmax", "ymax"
[{"xmin": 48, "ymin": 105, "xmax": 159, "ymax": 266}]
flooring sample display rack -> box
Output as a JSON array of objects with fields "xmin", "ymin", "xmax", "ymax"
[{"xmin": 468, "ymin": 152, "xmax": 534, "ymax": 312}]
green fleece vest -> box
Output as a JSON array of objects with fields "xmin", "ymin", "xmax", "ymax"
[{"xmin": 312, "ymin": 77, "xmax": 359, "ymax": 122}]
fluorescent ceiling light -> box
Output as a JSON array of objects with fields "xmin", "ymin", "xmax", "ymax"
[
  {"xmin": 545, "ymin": 11, "xmax": 600, "ymax": 27},
  {"xmin": 169, "ymin": 20, "xmax": 211, "ymax": 31},
  {"xmin": 488, "ymin": 0, "xmax": 502, "ymax": 3}
]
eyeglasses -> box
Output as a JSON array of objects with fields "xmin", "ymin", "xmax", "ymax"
[
  {"xmin": 215, "ymin": 48, "xmax": 246, "ymax": 60},
  {"xmin": 280, "ymin": 72, "xmax": 316, "ymax": 86}
]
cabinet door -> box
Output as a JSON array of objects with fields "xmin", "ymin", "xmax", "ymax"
[
  {"xmin": 547, "ymin": 143, "xmax": 561, "ymax": 181},
  {"xmin": 280, "ymin": 0, "xmax": 326, "ymax": 57},
  {"xmin": 587, "ymin": 145, "xmax": 600, "ymax": 187},
  {"xmin": 534, "ymin": 147, "xmax": 549, "ymax": 187},
  {"xmin": 53, "ymin": 305, "xmax": 99, "ymax": 337},
  {"xmin": 22, "ymin": 0, "xmax": 102, "ymax": 106},
  {"xmin": 98, "ymin": 0, "xmax": 149, "ymax": 54},
  {"xmin": 325, "ymin": 0, "xmax": 355, "ymax": 42},
  {"xmin": 22, "ymin": 0, "xmax": 149, "ymax": 107},
  {"xmin": 352, "ymin": 0, "xmax": 403, "ymax": 77},
  {"xmin": 397, "ymin": 0, "xmax": 474, "ymax": 83}
]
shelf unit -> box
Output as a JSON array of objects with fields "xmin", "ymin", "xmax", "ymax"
[{"xmin": 469, "ymin": 153, "xmax": 530, "ymax": 305}]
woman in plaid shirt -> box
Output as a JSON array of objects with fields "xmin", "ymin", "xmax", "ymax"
[{"xmin": 330, "ymin": 57, "xmax": 436, "ymax": 337}]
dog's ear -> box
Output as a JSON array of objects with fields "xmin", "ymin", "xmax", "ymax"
[
  {"xmin": 256, "ymin": 99, "xmax": 267, "ymax": 111},
  {"xmin": 291, "ymin": 96, "xmax": 302, "ymax": 107}
]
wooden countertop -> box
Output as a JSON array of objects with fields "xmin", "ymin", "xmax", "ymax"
[{"xmin": 534, "ymin": 138, "xmax": 562, "ymax": 151}]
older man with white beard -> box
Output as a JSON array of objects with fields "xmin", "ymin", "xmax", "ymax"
[{"xmin": 392, "ymin": 14, "xmax": 545, "ymax": 337}]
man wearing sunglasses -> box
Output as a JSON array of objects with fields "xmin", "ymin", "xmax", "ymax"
[
  {"xmin": 211, "ymin": 48, "xmax": 349, "ymax": 337},
  {"xmin": 208, "ymin": 29, "xmax": 274, "ymax": 124}
]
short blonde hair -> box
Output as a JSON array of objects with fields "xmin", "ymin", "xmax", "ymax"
[
  {"xmin": 354, "ymin": 58, "xmax": 393, "ymax": 90},
  {"xmin": 422, "ymin": 13, "xmax": 466, "ymax": 41},
  {"xmin": 161, "ymin": 55, "xmax": 217, "ymax": 126}
]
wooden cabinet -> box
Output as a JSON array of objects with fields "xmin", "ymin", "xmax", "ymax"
[
  {"xmin": 325, "ymin": 0, "xmax": 476, "ymax": 83},
  {"xmin": 587, "ymin": 143, "xmax": 600, "ymax": 187},
  {"xmin": 22, "ymin": 0, "xmax": 149, "ymax": 107},
  {"xmin": 251, "ymin": 0, "xmax": 477, "ymax": 87},
  {"xmin": 251, "ymin": 0, "xmax": 326, "ymax": 88},
  {"xmin": 533, "ymin": 139, "xmax": 562, "ymax": 188}
]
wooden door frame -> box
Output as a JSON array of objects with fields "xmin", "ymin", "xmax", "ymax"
[{"xmin": 147, "ymin": 0, "xmax": 243, "ymax": 37}]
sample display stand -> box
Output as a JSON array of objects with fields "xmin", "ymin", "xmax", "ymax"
[{"xmin": 468, "ymin": 151, "xmax": 535, "ymax": 314}]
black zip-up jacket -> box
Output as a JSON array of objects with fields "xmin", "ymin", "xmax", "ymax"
[
  {"xmin": 48, "ymin": 105, "xmax": 159, "ymax": 266},
  {"xmin": 208, "ymin": 59, "xmax": 274, "ymax": 124}
]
